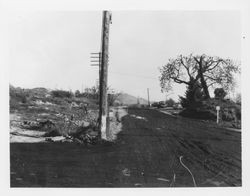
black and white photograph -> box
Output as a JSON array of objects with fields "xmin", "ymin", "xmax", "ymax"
[{"xmin": 1, "ymin": 0, "xmax": 249, "ymax": 193}]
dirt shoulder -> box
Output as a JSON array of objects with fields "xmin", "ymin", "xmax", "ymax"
[
  {"xmin": 158, "ymin": 108, "xmax": 241, "ymax": 133},
  {"xmin": 10, "ymin": 106, "xmax": 129, "ymax": 143}
]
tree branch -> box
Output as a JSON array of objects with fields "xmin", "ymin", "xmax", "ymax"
[
  {"xmin": 193, "ymin": 56, "xmax": 200, "ymax": 64},
  {"xmin": 207, "ymin": 82, "xmax": 217, "ymax": 87},
  {"xmin": 203, "ymin": 74, "xmax": 218, "ymax": 81},
  {"xmin": 172, "ymin": 77, "xmax": 190, "ymax": 85},
  {"xmin": 180, "ymin": 56, "xmax": 192, "ymax": 79},
  {"xmin": 206, "ymin": 59, "xmax": 223, "ymax": 72}
]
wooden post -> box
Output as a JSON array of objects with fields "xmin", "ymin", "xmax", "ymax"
[
  {"xmin": 147, "ymin": 88, "xmax": 150, "ymax": 107},
  {"xmin": 99, "ymin": 11, "xmax": 112, "ymax": 140},
  {"xmin": 216, "ymin": 106, "xmax": 220, "ymax": 124}
]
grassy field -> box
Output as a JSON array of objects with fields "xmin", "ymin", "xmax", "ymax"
[{"xmin": 10, "ymin": 108, "xmax": 241, "ymax": 187}]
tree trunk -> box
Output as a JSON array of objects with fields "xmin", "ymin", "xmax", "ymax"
[{"xmin": 198, "ymin": 57, "xmax": 210, "ymax": 99}]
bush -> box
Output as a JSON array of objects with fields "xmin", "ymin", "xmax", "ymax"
[
  {"xmin": 165, "ymin": 98, "xmax": 175, "ymax": 107},
  {"xmin": 179, "ymin": 98, "xmax": 241, "ymax": 123},
  {"xmin": 75, "ymin": 90, "xmax": 81, "ymax": 97},
  {"xmin": 151, "ymin": 102, "xmax": 158, "ymax": 107},
  {"xmin": 9, "ymin": 86, "xmax": 29, "ymax": 109},
  {"xmin": 51, "ymin": 90, "xmax": 73, "ymax": 98},
  {"xmin": 151, "ymin": 101, "xmax": 166, "ymax": 108},
  {"xmin": 221, "ymin": 106, "xmax": 241, "ymax": 121},
  {"xmin": 214, "ymin": 88, "xmax": 227, "ymax": 99}
]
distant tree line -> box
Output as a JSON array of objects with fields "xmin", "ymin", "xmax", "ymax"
[{"xmin": 75, "ymin": 84, "xmax": 121, "ymax": 106}]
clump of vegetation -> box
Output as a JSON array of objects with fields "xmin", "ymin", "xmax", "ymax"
[
  {"xmin": 176, "ymin": 79, "xmax": 241, "ymax": 128},
  {"xmin": 179, "ymin": 88, "xmax": 241, "ymax": 128},
  {"xmin": 165, "ymin": 98, "xmax": 176, "ymax": 107},
  {"xmin": 51, "ymin": 90, "xmax": 73, "ymax": 98},
  {"xmin": 108, "ymin": 91, "xmax": 121, "ymax": 106},
  {"xmin": 214, "ymin": 88, "xmax": 227, "ymax": 100},
  {"xmin": 204, "ymin": 98, "xmax": 241, "ymax": 121},
  {"xmin": 9, "ymin": 85, "xmax": 29, "ymax": 111},
  {"xmin": 180, "ymin": 97, "xmax": 241, "ymax": 126}
]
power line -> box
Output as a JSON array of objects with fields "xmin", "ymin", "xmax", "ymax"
[{"xmin": 109, "ymin": 71, "xmax": 158, "ymax": 80}]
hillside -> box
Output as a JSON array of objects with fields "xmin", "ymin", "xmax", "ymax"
[
  {"xmin": 9, "ymin": 85, "xmax": 147, "ymax": 107},
  {"xmin": 116, "ymin": 93, "xmax": 148, "ymax": 105}
]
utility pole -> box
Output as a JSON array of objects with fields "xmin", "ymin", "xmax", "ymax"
[
  {"xmin": 147, "ymin": 88, "xmax": 150, "ymax": 107},
  {"xmin": 137, "ymin": 96, "xmax": 140, "ymax": 105},
  {"xmin": 98, "ymin": 11, "xmax": 112, "ymax": 140}
]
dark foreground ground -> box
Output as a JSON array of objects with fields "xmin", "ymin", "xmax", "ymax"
[{"xmin": 10, "ymin": 109, "xmax": 241, "ymax": 187}]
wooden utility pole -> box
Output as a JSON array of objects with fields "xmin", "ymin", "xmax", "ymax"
[
  {"xmin": 99, "ymin": 11, "xmax": 112, "ymax": 140},
  {"xmin": 147, "ymin": 88, "xmax": 150, "ymax": 107}
]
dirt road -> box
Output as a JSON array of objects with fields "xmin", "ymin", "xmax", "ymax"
[{"xmin": 10, "ymin": 108, "xmax": 241, "ymax": 187}]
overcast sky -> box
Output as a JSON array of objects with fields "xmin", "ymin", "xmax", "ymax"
[{"xmin": 8, "ymin": 11, "xmax": 241, "ymax": 101}]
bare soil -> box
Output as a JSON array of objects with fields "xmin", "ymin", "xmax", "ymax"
[{"xmin": 10, "ymin": 108, "xmax": 241, "ymax": 187}]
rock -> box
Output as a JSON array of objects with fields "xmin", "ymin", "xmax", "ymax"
[
  {"xmin": 122, "ymin": 168, "xmax": 131, "ymax": 177},
  {"xmin": 157, "ymin": 177, "xmax": 169, "ymax": 182},
  {"xmin": 70, "ymin": 120, "xmax": 90, "ymax": 127},
  {"xmin": 45, "ymin": 136, "xmax": 66, "ymax": 142}
]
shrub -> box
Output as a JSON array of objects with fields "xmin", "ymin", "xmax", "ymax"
[
  {"xmin": 165, "ymin": 98, "xmax": 175, "ymax": 107},
  {"xmin": 214, "ymin": 88, "xmax": 227, "ymax": 99},
  {"xmin": 9, "ymin": 86, "xmax": 29, "ymax": 109},
  {"xmin": 51, "ymin": 90, "xmax": 73, "ymax": 98},
  {"xmin": 179, "ymin": 98, "xmax": 241, "ymax": 124},
  {"xmin": 75, "ymin": 90, "xmax": 81, "ymax": 97}
]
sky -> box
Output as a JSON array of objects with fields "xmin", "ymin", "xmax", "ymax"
[{"xmin": 7, "ymin": 11, "xmax": 241, "ymax": 101}]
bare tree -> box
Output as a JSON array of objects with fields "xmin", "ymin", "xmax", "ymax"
[{"xmin": 159, "ymin": 54, "xmax": 240, "ymax": 99}]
